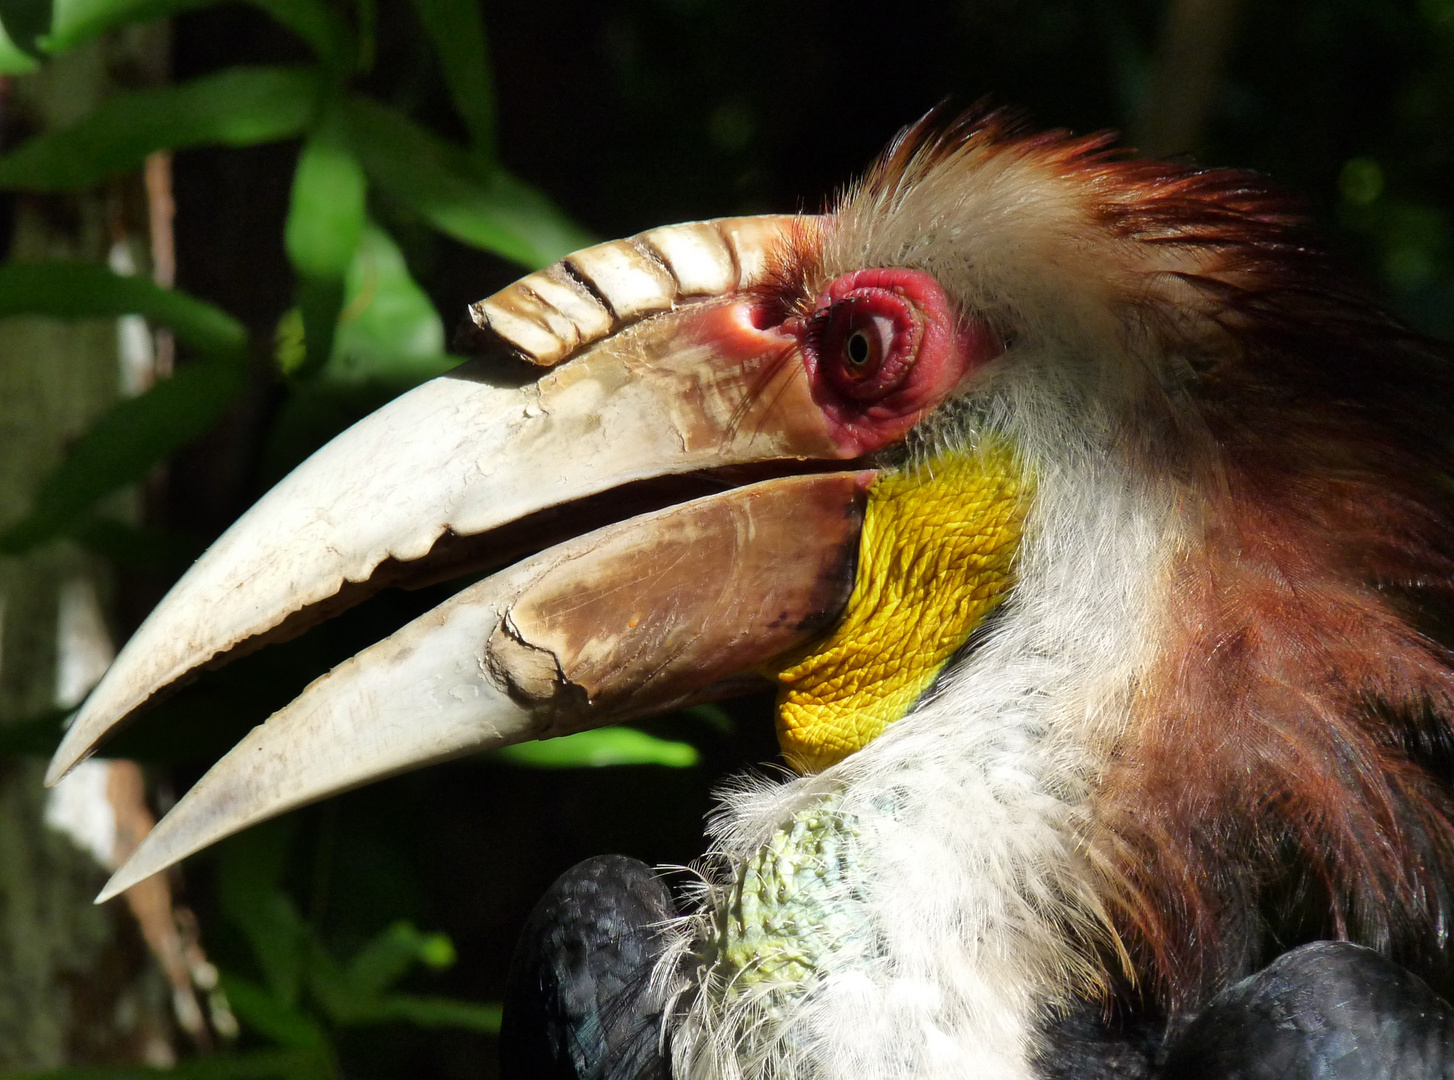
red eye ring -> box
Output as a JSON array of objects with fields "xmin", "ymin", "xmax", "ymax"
[
  {"xmin": 790, "ymin": 266, "xmax": 998, "ymax": 457},
  {"xmin": 808, "ymin": 285, "xmax": 923, "ymax": 402}
]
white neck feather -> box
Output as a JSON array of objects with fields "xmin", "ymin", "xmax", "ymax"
[{"xmin": 664, "ymin": 400, "xmax": 1181, "ymax": 1080}]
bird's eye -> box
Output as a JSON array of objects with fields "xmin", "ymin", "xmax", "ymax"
[
  {"xmin": 815, "ymin": 290, "xmax": 920, "ymax": 402},
  {"xmin": 838, "ymin": 314, "xmax": 897, "ymax": 381},
  {"xmin": 794, "ymin": 267, "xmax": 995, "ymax": 456}
]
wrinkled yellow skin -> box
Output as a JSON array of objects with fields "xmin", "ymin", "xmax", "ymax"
[{"xmin": 773, "ymin": 446, "xmax": 1030, "ymax": 773}]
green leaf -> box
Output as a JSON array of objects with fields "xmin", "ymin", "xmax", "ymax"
[
  {"xmin": 286, "ymin": 113, "xmax": 367, "ymax": 375},
  {"xmin": 293, "ymin": 276, "xmax": 345, "ymax": 379},
  {"xmin": 341, "ymin": 95, "xmax": 590, "ymax": 268},
  {"xmin": 35, "ymin": 0, "xmax": 347, "ymax": 63},
  {"xmin": 416, "ymin": 932, "xmax": 456, "ymax": 969},
  {"xmin": 338, "ymin": 922, "xmax": 454, "ymax": 1001},
  {"xmin": 310, "ymin": 921, "xmax": 461, "ymax": 1024},
  {"xmin": 221, "ymin": 974, "xmax": 332, "ymax": 1055},
  {"xmin": 285, "ymin": 128, "xmax": 365, "ymax": 277},
  {"xmin": 327, "ymin": 222, "xmax": 454, "ymax": 385},
  {"xmin": 0, "ymin": 355, "xmax": 246, "ymax": 554},
  {"xmin": 0, "ymin": 8, "xmax": 38, "ymax": 70},
  {"xmin": 0, "ymin": 66, "xmax": 319, "ymax": 191},
  {"xmin": 0, "ymin": 261, "xmax": 246, "ymax": 357},
  {"xmin": 42, "ymin": 0, "xmax": 209, "ymax": 54},
  {"xmin": 235, "ymin": 893, "xmax": 310, "ymax": 1006},
  {"xmin": 0, "ymin": 0, "xmax": 51, "ymax": 55},
  {"xmin": 217, "ymin": 826, "xmax": 312, "ymax": 1007},
  {"xmin": 407, "ymin": 0, "xmax": 495, "ymax": 158},
  {"xmin": 247, "ymin": 0, "xmax": 351, "ymax": 73},
  {"xmin": 275, "ymin": 306, "xmax": 307, "ymax": 375},
  {"xmin": 493, "ymin": 727, "xmax": 700, "ymax": 769},
  {"xmin": 342, "ymin": 994, "xmax": 501, "ymax": 1032}
]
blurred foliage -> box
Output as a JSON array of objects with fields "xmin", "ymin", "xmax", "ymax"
[
  {"xmin": 0, "ymin": 0, "xmax": 591, "ymax": 557},
  {"xmin": 6, "ymin": 821, "xmax": 503, "ymax": 1080},
  {"xmin": 0, "ymin": 0, "xmax": 668, "ymax": 1073},
  {"xmin": 0, "ymin": 0, "xmax": 1450, "ymax": 1076}
]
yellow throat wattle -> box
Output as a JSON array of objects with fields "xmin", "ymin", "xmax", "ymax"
[{"xmin": 772, "ymin": 444, "xmax": 1030, "ymax": 773}]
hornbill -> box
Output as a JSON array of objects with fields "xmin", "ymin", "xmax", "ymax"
[{"xmin": 42, "ymin": 111, "xmax": 1454, "ymax": 1078}]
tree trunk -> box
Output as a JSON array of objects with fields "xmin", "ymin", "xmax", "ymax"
[{"xmin": 0, "ymin": 26, "xmax": 179, "ymax": 1068}]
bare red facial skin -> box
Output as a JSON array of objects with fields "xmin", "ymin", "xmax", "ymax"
[
  {"xmin": 673, "ymin": 268, "xmax": 998, "ymax": 461},
  {"xmin": 791, "ymin": 269, "xmax": 1000, "ymax": 457}
]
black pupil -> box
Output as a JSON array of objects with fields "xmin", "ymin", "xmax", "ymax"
[{"xmin": 846, "ymin": 330, "xmax": 872, "ymax": 367}]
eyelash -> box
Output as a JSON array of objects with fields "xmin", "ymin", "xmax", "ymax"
[{"xmin": 802, "ymin": 303, "xmax": 836, "ymax": 358}]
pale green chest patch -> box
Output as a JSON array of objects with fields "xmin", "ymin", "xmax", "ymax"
[{"xmin": 701, "ymin": 799, "xmax": 877, "ymax": 1020}]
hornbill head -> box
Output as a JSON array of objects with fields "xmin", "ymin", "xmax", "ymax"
[{"xmin": 46, "ymin": 112, "xmax": 1454, "ymax": 1077}]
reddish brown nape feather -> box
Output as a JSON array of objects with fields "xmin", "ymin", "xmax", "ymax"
[
  {"xmin": 1096, "ymin": 134, "xmax": 1454, "ymax": 1011},
  {"xmin": 870, "ymin": 109, "xmax": 1454, "ymax": 1013},
  {"xmin": 1104, "ymin": 496, "xmax": 1454, "ymax": 1012}
]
